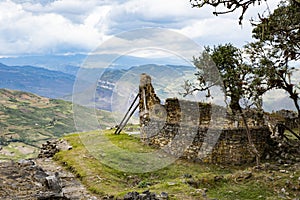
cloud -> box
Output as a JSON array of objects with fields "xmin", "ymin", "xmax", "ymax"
[
  {"xmin": 22, "ymin": 0, "xmax": 109, "ymax": 24},
  {"xmin": 98, "ymin": 28, "xmax": 203, "ymax": 57},
  {"xmin": 177, "ymin": 17, "xmax": 254, "ymax": 47},
  {"xmin": 111, "ymin": 0, "xmax": 213, "ymax": 22},
  {"xmin": 0, "ymin": 0, "xmax": 282, "ymax": 56},
  {"xmin": 80, "ymin": 28, "xmax": 203, "ymax": 69},
  {"xmin": 263, "ymin": 89, "xmax": 297, "ymax": 112},
  {"xmin": 107, "ymin": 0, "xmax": 214, "ymax": 34},
  {"xmin": 0, "ymin": 0, "xmax": 109, "ymax": 55}
]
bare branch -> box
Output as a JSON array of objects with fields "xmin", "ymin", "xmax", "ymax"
[{"xmin": 190, "ymin": 0, "xmax": 267, "ymax": 24}]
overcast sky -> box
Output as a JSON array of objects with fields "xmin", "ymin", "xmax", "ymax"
[{"xmin": 0, "ymin": 0, "xmax": 281, "ymax": 57}]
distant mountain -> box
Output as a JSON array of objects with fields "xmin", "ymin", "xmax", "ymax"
[
  {"xmin": 0, "ymin": 54, "xmax": 189, "ymax": 75},
  {"xmin": 0, "ymin": 55, "xmax": 84, "ymax": 75},
  {"xmin": 0, "ymin": 61, "xmax": 295, "ymax": 112},
  {"xmin": 93, "ymin": 64, "xmax": 197, "ymax": 111},
  {"xmin": 0, "ymin": 63, "xmax": 75, "ymax": 98},
  {"xmin": 0, "ymin": 62, "xmax": 196, "ymax": 110}
]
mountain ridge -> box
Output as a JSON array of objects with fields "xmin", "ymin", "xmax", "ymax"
[{"xmin": 0, "ymin": 62, "xmax": 75, "ymax": 98}]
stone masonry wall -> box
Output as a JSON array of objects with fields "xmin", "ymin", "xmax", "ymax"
[{"xmin": 139, "ymin": 74, "xmax": 271, "ymax": 165}]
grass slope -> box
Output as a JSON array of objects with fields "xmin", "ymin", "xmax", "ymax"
[
  {"xmin": 0, "ymin": 89, "xmax": 116, "ymax": 160},
  {"xmin": 55, "ymin": 130, "xmax": 300, "ymax": 200}
]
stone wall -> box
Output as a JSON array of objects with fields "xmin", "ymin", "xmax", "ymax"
[
  {"xmin": 164, "ymin": 98, "xmax": 212, "ymax": 126},
  {"xmin": 139, "ymin": 74, "xmax": 271, "ymax": 165},
  {"xmin": 147, "ymin": 125, "xmax": 270, "ymax": 164},
  {"xmin": 274, "ymin": 109, "xmax": 299, "ymax": 129}
]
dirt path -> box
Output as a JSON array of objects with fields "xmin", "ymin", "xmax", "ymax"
[{"xmin": 0, "ymin": 140, "xmax": 100, "ymax": 200}]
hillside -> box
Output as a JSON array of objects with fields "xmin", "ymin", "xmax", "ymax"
[
  {"xmin": 0, "ymin": 63, "xmax": 75, "ymax": 98},
  {"xmin": 0, "ymin": 89, "xmax": 116, "ymax": 160}
]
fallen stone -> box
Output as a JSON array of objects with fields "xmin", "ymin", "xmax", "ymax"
[
  {"xmin": 45, "ymin": 172, "xmax": 62, "ymax": 193},
  {"xmin": 159, "ymin": 192, "xmax": 168, "ymax": 199}
]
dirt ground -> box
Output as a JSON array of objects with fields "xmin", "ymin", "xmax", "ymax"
[{"xmin": 0, "ymin": 140, "xmax": 99, "ymax": 200}]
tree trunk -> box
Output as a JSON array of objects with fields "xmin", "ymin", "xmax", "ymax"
[
  {"xmin": 239, "ymin": 109, "xmax": 260, "ymax": 166},
  {"xmin": 287, "ymin": 87, "xmax": 300, "ymax": 136}
]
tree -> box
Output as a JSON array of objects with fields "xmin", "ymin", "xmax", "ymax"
[
  {"xmin": 189, "ymin": 0, "xmax": 300, "ymax": 24},
  {"xmin": 188, "ymin": 0, "xmax": 300, "ymax": 108},
  {"xmin": 184, "ymin": 44, "xmax": 261, "ymax": 165},
  {"xmin": 197, "ymin": 44, "xmax": 251, "ymax": 112},
  {"xmin": 245, "ymin": 0, "xmax": 300, "ymax": 133}
]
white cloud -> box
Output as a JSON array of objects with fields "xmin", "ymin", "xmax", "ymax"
[
  {"xmin": 92, "ymin": 28, "xmax": 203, "ymax": 62},
  {"xmin": 0, "ymin": 0, "xmax": 109, "ymax": 55},
  {"xmin": 115, "ymin": 0, "xmax": 213, "ymax": 21},
  {"xmin": 23, "ymin": 0, "xmax": 109, "ymax": 24},
  {"xmin": 177, "ymin": 17, "xmax": 254, "ymax": 47},
  {"xmin": 0, "ymin": 0, "xmax": 282, "ymax": 56},
  {"xmin": 107, "ymin": 0, "xmax": 214, "ymax": 33}
]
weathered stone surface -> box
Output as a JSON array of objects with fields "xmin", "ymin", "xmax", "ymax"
[
  {"xmin": 45, "ymin": 172, "xmax": 62, "ymax": 193},
  {"xmin": 265, "ymin": 133, "xmax": 300, "ymax": 164},
  {"xmin": 139, "ymin": 74, "xmax": 272, "ymax": 165}
]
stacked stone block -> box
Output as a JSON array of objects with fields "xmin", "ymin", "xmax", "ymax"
[{"xmin": 139, "ymin": 74, "xmax": 271, "ymax": 165}]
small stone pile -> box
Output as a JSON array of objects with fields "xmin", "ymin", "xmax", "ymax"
[
  {"xmin": 123, "ymin": 190, "xmax": 168, "ymax": 200},
  {"xmin": 38, "ymin": 139, "xmax": 72, "ymax": 158},
  {"xmin": 265, "ymin": 137, "xmax": 300, "ymax": 164},
  {"xmin": 102, "ymin": 190, "xmax": 169, "ymax": 200}
]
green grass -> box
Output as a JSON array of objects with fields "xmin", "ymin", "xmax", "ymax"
[
  {"xmin": 54, "ymin": 130, "xmax": 300, "ymax": 200},
  {"xmin": 284, "ymin": 128, "xmax": 299, "ymax": 140}
]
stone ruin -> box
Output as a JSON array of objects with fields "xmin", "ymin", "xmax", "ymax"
[{"xmin": 138, "ymin": 73, "xmax": 272, "ymax": 165}]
